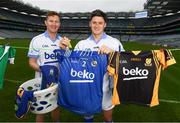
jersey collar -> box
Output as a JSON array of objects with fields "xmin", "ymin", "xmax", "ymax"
[
  {"xmin": 44, "ymin": 31, "xmax": 61, "ymax": 42},
  {"xmin": 89, "ymin": 33, "xmax": 107, "ymax": 44}
]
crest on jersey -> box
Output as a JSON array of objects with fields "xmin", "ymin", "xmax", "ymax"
[
  {"xmin": 49, "ymin": 69, "xmax": 54, "ymax": 76},
  {"xmin": 91, "ymin": 60, "xmax": 97, "ymax": 67},
  {"xmin": 145, "ymin": 58, "xmax": 152, "ymax": 66}
]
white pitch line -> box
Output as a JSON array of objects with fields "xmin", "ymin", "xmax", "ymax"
[
  {"xmin": 169, "ymin": 48, "xmax": 180, "ymax": 51},
  {"xmin": 4, "ymin": 78, "xmax": 23, "ymax": 84},
  {"xmin": 160, "ymin": 99, "xmax": 180, "ymax": 104}
]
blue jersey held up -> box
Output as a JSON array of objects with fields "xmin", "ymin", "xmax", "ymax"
[{"xmin": 55, "ymin": 50, "xmax": 108, "ymax": 115}]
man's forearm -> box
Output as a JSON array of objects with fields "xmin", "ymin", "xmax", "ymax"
[{"xmin": 29, "ymin": 58, "xmax": 40, "ymax": 72}]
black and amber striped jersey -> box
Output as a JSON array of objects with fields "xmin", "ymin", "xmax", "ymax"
[{"xmin": 108, "ymin": 49, "xmax": 176, "ymax": 107}]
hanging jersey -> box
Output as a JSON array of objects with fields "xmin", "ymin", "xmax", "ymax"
[
  {"xmin": 0, "ymin": 46, "xmax": 16, "ymax": 89},
  {"xmin": 108, "ymin": 49, "xmax": 176, "ymax": 107},
  {"xmin": 55, "ymin": 50, "xmax": 108, "ymax": 115},
  {"xmin": 40, "ymin": 65, "xmax": 59, "ymax": 89}
]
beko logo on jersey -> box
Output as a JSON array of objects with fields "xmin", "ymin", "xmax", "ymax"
[
  {"xmin": 123, "ymin": 67, "xmax": 149, "ymax": 81},
  {"xmin": 123, "ymin": 67, "xmax": 149, "ymax": 76},
  {"xmin": 44, "ymin": 52, "xmax": 58, "ymax": 59},
  {"xmin": 70, "ymin": 68, "xmax": 95, "ymax": 83},
  {"xmin": 71, "ymin": 68, "xmax": 95, "ymax": 79}
]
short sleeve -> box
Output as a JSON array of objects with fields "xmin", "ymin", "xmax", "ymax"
[
  {"xmin": 27, "ymin": 38, "xmax": 39, "ymax": 58},
  {"xmin": 162, "ymin": 49, "xmax": 176, "ymax": 69},
  {"xmin": 113, "ymin": 38, "xmax": 125, "ymax": 52},
  {"xmin": 8, "ymin": 47, "xmax": 16, "ymax": 64}
]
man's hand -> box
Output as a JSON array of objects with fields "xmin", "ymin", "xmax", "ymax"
[
  {"xmin": 98, "ymin": 45, "xmax": 114, "ymax": 54},
  {"xmin": 59, "ymin": 36, "xmax": 71, "ymax": 49},
  {"xmin": 29, "ymin": 58, "xmax": 40, "ymax": 72}
]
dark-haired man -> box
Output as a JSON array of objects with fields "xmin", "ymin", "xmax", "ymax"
[
  {"xmin": 61, "ymin": 9, "xmax": 124, "ymax": 122},
  {"xmin": 75, "ymin": 9, "xmax": 124, "ymax": 122}
]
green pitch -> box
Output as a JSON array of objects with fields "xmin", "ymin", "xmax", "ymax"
[{"xmin": 0, "ymin": 39, "xmax": 179, "ymax": 122}]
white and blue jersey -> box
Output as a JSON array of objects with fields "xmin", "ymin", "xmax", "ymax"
[
  {"xmin": 55, "ymin": 50, "xmax": 108, "ymax": 115},
  {"xmin": 74, "ymin": 33, "xmax": 124, "ymax": 52},
  {"xmin": 28, "ymin": 31, "xmax": 61, "ymax": 77}
]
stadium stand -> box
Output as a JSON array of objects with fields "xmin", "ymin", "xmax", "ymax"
[
  {"xmin": 144, "ymin": 0, "xmax": 180, "ymax": 17},
  {"xmin": 0, "ymin": 0, "xmax": 179, "ymax": 47}
]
